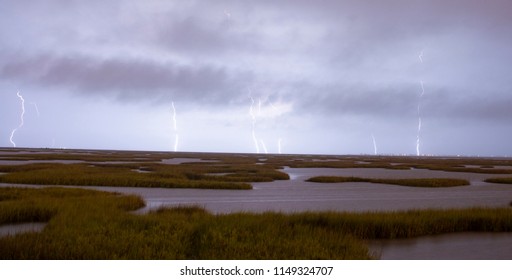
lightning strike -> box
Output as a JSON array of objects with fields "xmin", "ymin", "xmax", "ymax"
[
  {"xmin": 416, "ymin": 51, "xmax": 425, "ymax": 156},
  {"xmin": 371, "ymin": 134, "xmax": 378, "ymax": 155},
  {"xmin": 9, "ymin": 91, "xmax": 26, "ymax": 147},
  {"xmin": 259, "ymin": 140, "xmax": 268, "ymax": 154},
  {"xmin": 249, "ymin": 95, "xmax": 260, "ymax": 153},
  {"xmin": 32, "ymin": 102, "xmax": 40, "ymax": 117},
  {"xmin": 174, "ymin": 135, "xmax": 179, "ymax": 152},
  {"xmin": 270, "ymin": 101, "xmax": 284, "ymax": 154},
  {"xmin": 416, "ymin": 117, "xmax": 422, "ymax": 156},
  {"xmin": 171, "ymin": 101, "xmax": 179, "ymax": 152}
]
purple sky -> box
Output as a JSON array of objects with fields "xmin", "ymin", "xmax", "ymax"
[{"xmin": 1, "ymin": 0, "xmax": 511, "ymax": 156}]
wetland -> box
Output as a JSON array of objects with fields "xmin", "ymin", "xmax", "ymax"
[{"xmin": 1, "ymin": 148, "xmax": 512, "ymax": 259}]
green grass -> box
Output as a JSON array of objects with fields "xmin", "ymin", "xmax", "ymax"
[
  {"xmin": 0, "ymin": 163, "xmax": 263, "ymax": 190},
  {"xmin": 0, "ymin": 152, "xmax": 293, "ymax": 189},
  {"xmin": 1, "ymin": 187, "xmax": 511, "ymax": 259},
  {"xmin": 485, "ymin": 178, "xmax": 512, "ymax": 184},
  {"xmin": 307, "ymin": 176, "xmax": 470, "ymax": 188},
  {"xmin": 0, "ymin": 187, "xmax": 143, "ymax": 225}
]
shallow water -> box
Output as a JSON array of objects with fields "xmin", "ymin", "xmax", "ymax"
[
  {"xmin": 161, "ymin": 158, "xmax": 219, "ymax": 164},
  {"xmin": 368, "ymin": 232, "xmax": 512, "ymax": 260},
  {"xmin": 0, "ymin": 223, "xmax": 46, "ymax": 237},
  {"xmin": 131, "ymin": 169, "xmax": 152, "ymax": 174}
]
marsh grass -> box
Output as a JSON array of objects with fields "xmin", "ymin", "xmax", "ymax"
[
  {"xmin": 307, "ymin": 176, "xmax": 470, "ymax": 188},
  {"xmin": 1, "ymin": 187, "xmax": 512, "ymax": 259},
  {"xmin": 0, "ymin": 163, "xmax": 258, "ymax": 190},
  {"xmin": 0, "ymin": 150, "xmax": 295, "ymax": 190},
  {"xmin": 485, "ymin": 178, "xmax": 512, "ymax": 184}
]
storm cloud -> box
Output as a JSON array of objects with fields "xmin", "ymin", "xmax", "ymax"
[
  {"xmin": 1, "ymin": 53, "xmax": 250, "ymax": 103},
  {"xmin": 1, "ymin": 0, "xmax": 511, "ymax": 155}
]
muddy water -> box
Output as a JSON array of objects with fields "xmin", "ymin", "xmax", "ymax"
[{"xmin": 368, "ymin": 232, "xmax": 512, "ymax": 260}]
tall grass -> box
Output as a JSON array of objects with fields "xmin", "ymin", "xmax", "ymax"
[
  {"xmin": 1, "ymin": 187, "xmax": 511, "ymax": 259},
  {"xmin": 307, "ymin": 176, "xmax": 470, "ymax": 187},
  {"xmin": 0, "ymin": 163, "xmax": 253, "ymax": 190}
]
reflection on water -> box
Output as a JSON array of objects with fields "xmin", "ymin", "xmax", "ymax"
[
  {"xmin": 0, "ymin": 223, "xmax": 46, "ymax": 237},
  {"xmin": 368, "ymin": 232, "xmax": 512, "ymax": 260}
]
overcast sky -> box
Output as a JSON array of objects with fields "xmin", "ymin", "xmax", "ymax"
[{"xmin": 1, "ymin": 0, "xmax": 511, "ymax": 156}]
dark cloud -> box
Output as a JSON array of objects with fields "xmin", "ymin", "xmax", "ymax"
[
  {"xmin": 289, "ymin": 82, "xmax": 512, "ymax": 122},
  {"xmin": 423, "ymin": 90, "xmax": 512, "ymax": 122},
  {"xmin": 1, "ymin": 53, "xmax": 252, "ymax": 103},
  {"xmin": 290, "ymin": 84, "xmax": 416, "ymax": 118}
]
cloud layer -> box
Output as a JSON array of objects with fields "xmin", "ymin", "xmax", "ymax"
[{"xmin": 1, "ymin": 0, "xmax": 511, "ymax": 155}]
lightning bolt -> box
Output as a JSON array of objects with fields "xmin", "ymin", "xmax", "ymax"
[
  {"xmin": 416, "ymin": 117, "xmax": 422, "ymax": 156},
  {"xmin": 9, "ymin": 91, "xmax": 25, "ymax": 147},
  {"xmin": 249, "ymin": 95, "xmax": 260, "ymax": 153},
  {"xmin": 248, "ymin": 92, "xmax": 287, "ymax": 154},
  {"xmin": 259, "ymin": 140, "xmax": 268, "ymax": 154},
  {"xmin": 270, "ymin": 101, "xmax": 284, "ymax": 154},
  {"xmin": 372, "ymin": 134, "xmax": 378, "ymax": 155},
  {"xmin": 416, "ymin": 51, "xmax": 425, "ymax": 156},
  {"xmin": 32, "ymin": 102, "xmax": 40, "ymax": 117},
  {"xmin": 171, "ymin": 101, "xmax": 179, "ymax": 152}
]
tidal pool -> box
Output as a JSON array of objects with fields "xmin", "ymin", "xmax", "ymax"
[
  {"xmin": 161, "ymin": 158, "xmax": 219, "ymax": 164},
  {"xmin": 0, "ymin": 223, "xmax": 46, "ymax": 237}
]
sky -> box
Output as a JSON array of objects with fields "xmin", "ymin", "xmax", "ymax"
[{"xmin": 1, "ymin": 0, "xmax": 511, "ymax": 156}]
